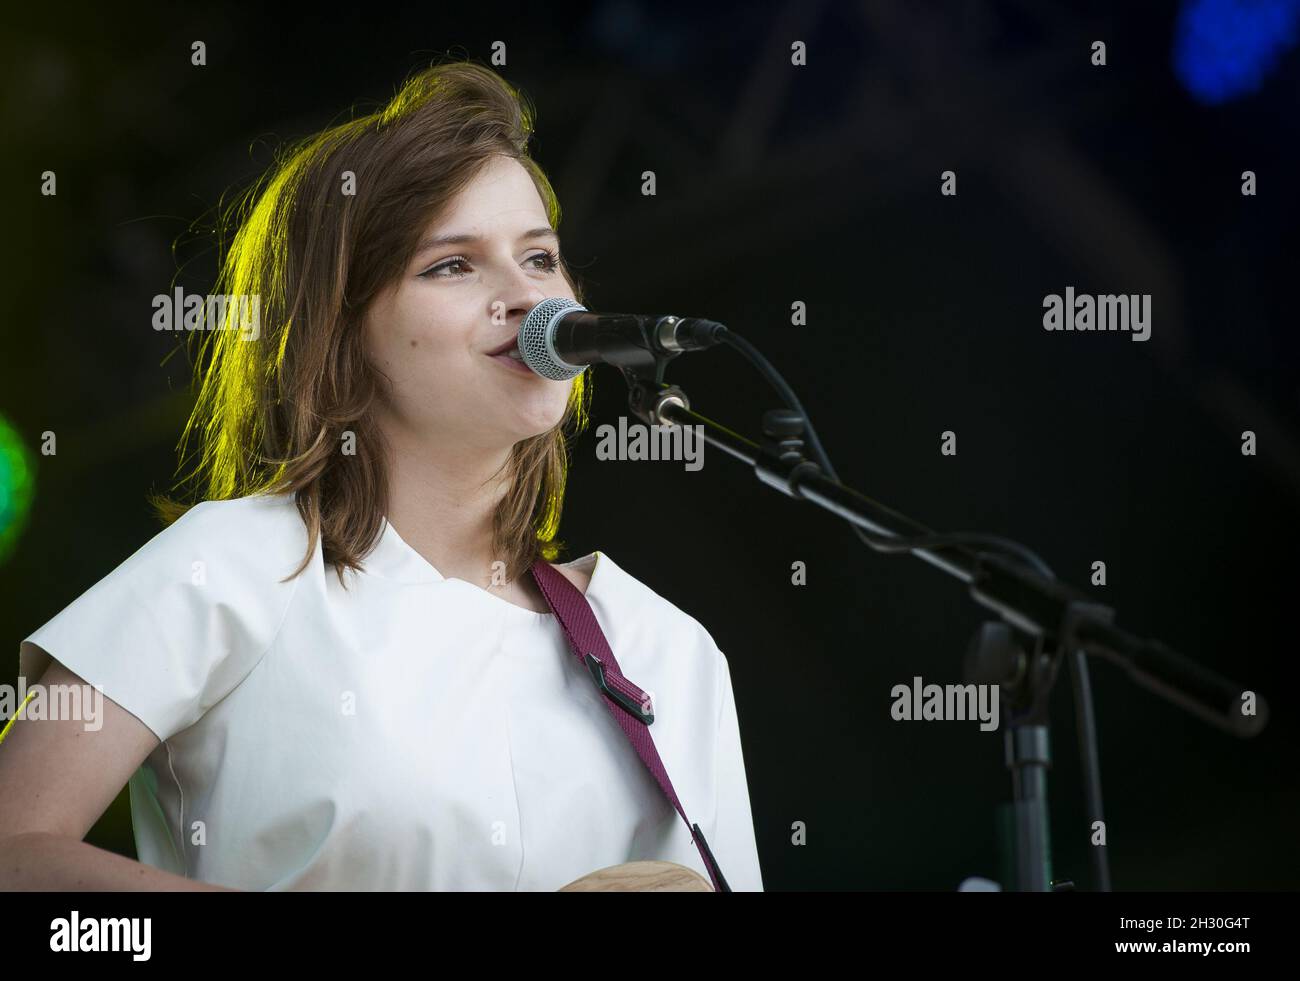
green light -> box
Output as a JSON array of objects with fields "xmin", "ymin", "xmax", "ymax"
[{"xmin": 0, "ymin": 413, "xmax": 36, "ymax": 564}]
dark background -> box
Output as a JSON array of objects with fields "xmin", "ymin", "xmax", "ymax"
[{"xmin": 3, "ymin": 0, "xmax": 1297, "ymax": 890}]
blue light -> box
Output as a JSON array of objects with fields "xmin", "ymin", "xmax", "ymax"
[{"xmin": 1173, "ymin": 0, "xmax": 1300, "ymax": 104}]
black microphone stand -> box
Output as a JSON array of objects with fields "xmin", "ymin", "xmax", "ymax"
[{"xmin": 608, "ymin": 346, "xmax": 1269, "ymax": 892}]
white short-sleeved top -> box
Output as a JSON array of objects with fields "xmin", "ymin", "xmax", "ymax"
[{"xmin": 17, "ymin": 491, "xmax": 763, "ymax": 891}]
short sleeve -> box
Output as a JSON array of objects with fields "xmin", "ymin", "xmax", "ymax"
[
  {"xmin": 712, "ymin": 652, "xmax": 764, "ymax": 891},
  {"xmin": 17, "ymin": 494, "xmax": 305, "ymax": 744}
]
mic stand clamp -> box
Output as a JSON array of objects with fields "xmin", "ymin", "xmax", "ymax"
[
  {"xmin": 618, "ymin": 349, "xmax": 691, "ymax": 428},
  {"xmin": 755, "ymin": 409, "xmax": 826, "ymax": 500}
]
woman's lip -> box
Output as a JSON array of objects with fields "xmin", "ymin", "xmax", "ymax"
[{"xmin": 489, "ymin": 351, "xmax": 536, "ymax": 376}]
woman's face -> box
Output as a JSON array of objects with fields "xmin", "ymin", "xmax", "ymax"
[{"xmin": 363, "ymin": 154, "xmax": 577, "ymax": 454}]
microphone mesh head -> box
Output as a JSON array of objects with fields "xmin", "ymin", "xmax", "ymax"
[{"xmin": 519, "ymin": 297, "xmax": 587, "ymax": 380}]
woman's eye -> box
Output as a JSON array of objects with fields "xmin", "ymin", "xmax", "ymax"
[
  {"xmin": 419, "ymin": 250, "xmax": 561, "ymax": 279},
  {"xmin": 529, "ymin": 249, "xmax": 562, "ymax": 272},
  {"xmin": 420, "ymin": 257, "xmax": 470, "ymax": 279}
]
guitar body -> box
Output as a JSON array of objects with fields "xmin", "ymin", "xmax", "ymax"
[{"xmin": 557, "ymin": 860, "xmax": 713, "ymax": 892}]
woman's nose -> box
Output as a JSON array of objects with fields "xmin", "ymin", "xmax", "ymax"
[{"xmin": 494, "ymin": 275, "xmax": 551, "ymax": 325}]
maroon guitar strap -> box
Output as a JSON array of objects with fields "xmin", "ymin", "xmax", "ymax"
[{"xmin": 530, "ymin": 558, "xmax": 730, "ymax": 893}]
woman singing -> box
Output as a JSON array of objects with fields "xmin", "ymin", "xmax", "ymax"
[{"xmin": 0, "ymin": 60, "xmax": 763, "ymax": 891}]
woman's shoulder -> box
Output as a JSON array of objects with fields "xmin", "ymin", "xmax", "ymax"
[
  {"xmin": 18, "ymin": 491, "xmax": 312, "ymax": 742},
  {"xmin": 27, "ymin": 490, "xmax": 312, "ymax": 655},
  {"xmin": 140, "ymin": 491, "xmax": 311, "ymax": 579},
  {"xmin": 582, "ymin": 551, "xmax": 725, "ymax": 659},
  {"xmin": 552, "ymin": 551, "xmax": 594, "ymax": 593},
  {"xmin": 47, "ymin": 489, "xmax": 311, "ymax": 621},
  {"xmin": 166, "ymin": 490, "xmax": 306, "ymax": 546}
]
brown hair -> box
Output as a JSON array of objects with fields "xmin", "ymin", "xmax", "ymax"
[{"xmin": 149, "ymin": 59, "xmax": 592, "ymax": 587}]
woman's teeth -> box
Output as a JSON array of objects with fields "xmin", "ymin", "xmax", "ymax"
[{"xmin": 505, "ymin": 347, "xmax": 523, "ymax": 360}]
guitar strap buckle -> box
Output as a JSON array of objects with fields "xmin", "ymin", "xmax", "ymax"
[{"xmin": 585, "ymin": 653, "xmax": 654, "ymax": 726}]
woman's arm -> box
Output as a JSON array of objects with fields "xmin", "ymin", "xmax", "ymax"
[
  {"xmin": 0, "ymin": 659, "xmax": 238, "ymax": 891},
  {"xmin": 0, "ymin": 832, "xmax": 237, "ymax": 891}
]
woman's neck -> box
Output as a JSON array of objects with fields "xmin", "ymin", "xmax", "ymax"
[{"xmin": 380, "ymin": 429, "xmax": 511, "ymax": 588}]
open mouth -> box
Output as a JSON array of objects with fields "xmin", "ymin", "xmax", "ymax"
[
  {"xmin": 487, "ymin": 337, "xmax": 534, "ymax": 375},
  {"xmin": 487, "ymin": 337, "xmax": 524, "ymax": 360}
]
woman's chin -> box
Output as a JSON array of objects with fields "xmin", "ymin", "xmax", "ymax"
[
  {"xmin": 501, "ymin": 405, "xmax": 569, "ymax": 443},
  {"xmin": 502, "ymin": 389, "xmax": 572, "ymax": 439}
]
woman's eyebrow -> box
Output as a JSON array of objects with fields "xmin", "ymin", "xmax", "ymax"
[{"xmin": 414, "ymin": 227, "xmax": 558, "ymax": 259}]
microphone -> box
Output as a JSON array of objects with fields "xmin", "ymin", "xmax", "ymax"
[{"xmin": 518, "ymin": 297, "xmax": 727, "ymax": 380}]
